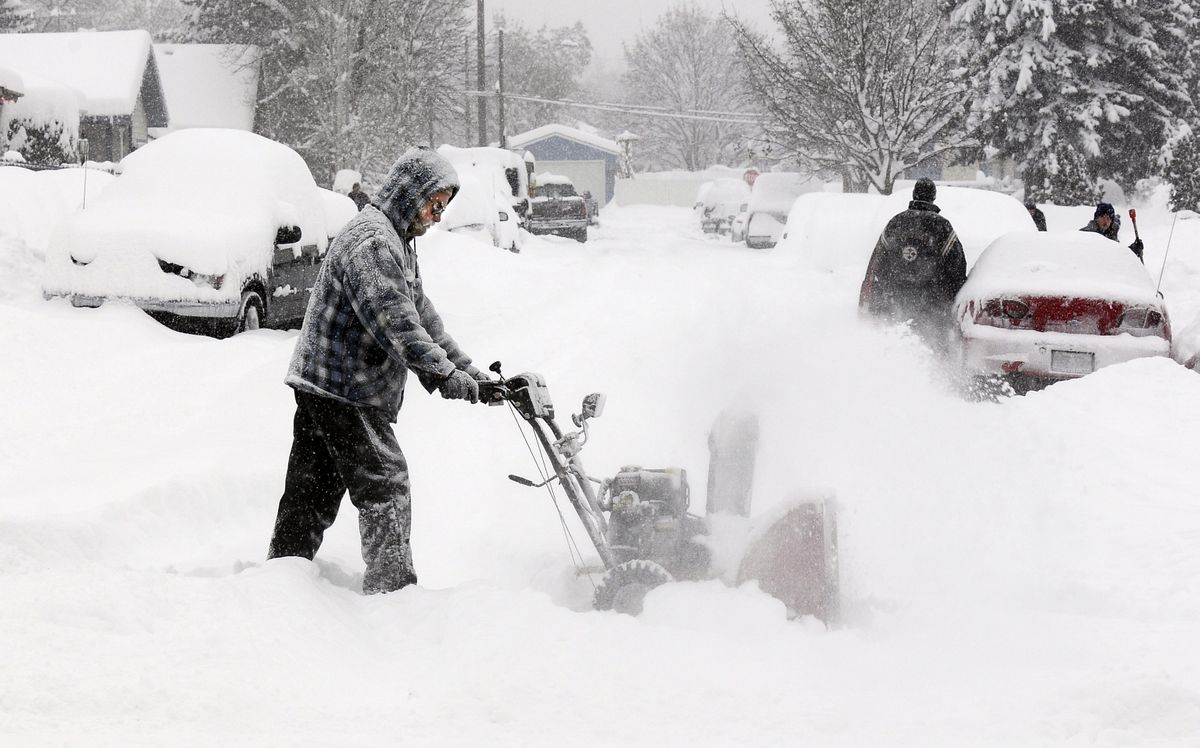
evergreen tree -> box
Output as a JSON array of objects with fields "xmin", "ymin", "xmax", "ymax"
[
  {"xmin": 1167, "ymin": 130, "xmax": 1200, "ymax": 211},
  {"xmin": 947, "ymin": 0, "xmax": 1196, "ymax": 197}
]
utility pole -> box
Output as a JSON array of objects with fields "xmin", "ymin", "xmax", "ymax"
[
  {"xmin": 464, "ymin": 35, "xmax": 472, "ymax": 145},
  {"xmin": 497, "ymin": 28, "xmax": 506, "ymax": 149},
  {"xmin": 476, "ymin": 0, "xmax": 487, "ymax": 146}
]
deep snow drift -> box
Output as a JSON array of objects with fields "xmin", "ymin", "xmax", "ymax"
[{"xmin": 2, "ymin": 203, "xmax": 1200, "ymax": 746}]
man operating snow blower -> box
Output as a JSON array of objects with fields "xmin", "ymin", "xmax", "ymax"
[
  {"xmin": 267, "ymin": 146, "xmax": 493, "ymax": 595},
  {"xmin": 859, "ymin": 177, "xmax": 967, "ymax": 351}
]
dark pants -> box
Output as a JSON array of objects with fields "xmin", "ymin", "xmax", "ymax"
[{"xmin": 268, "ymin": 390, "xmax": 416, "ymax": 594}]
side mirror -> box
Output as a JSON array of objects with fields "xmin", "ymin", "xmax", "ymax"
[
  {"xmin": 581, "ymin": 392, "xmax": 605, "ymax": 419},
  {"xmin": 499, "ymin": 211, "xmax": 509, "ymax": 222},
  {"xmin": 276, "ymin": 225, "xmax": 302, "ymax": 245}
]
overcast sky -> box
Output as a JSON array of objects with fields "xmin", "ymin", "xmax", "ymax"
[{"xmin": 487, "ymin": 0, "xmax": 773, "ymax": 69}]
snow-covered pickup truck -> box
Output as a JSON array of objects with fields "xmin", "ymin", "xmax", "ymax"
[{"xmin": 528, "ymin": 173, "xmax": 588, "ymax": 242}]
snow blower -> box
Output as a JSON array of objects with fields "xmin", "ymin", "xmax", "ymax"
[{"xmin": 479, "ymin": 364, "xmax": 839, "ymax": 620}]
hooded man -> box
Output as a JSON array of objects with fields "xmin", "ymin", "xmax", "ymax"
[
  {"xmin": 1081, "ymin": 202, "xmax": 1144, "ymax": 261},
  {"xmin": 268, "ymin": 146, "xmax": 491, "ymax": 594},
  {"xmin": 859, "ymin": 178, "xmax": 967, "ymax": 348}
]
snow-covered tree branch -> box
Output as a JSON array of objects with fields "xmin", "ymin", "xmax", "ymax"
[{"xmin": 730, "ymin": 0, "xmax": 976, "ymax": 194}]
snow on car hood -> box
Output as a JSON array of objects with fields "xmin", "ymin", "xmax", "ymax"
[
  {"xmin": 43, "ymin": 129, "xmax": 326, "ymax": 301},
  {"xmin": 959, "ymin": 231, "xmax": 1160, "ymax": 306}
]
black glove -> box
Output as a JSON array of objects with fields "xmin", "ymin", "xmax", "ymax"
[
  {"xmin": 1130, "ymin": 238, "xmax": 1144, "ymax": 259},
  {"xmin": 437, "ymin": 369, "xmax": 480, "ymax": 403}
]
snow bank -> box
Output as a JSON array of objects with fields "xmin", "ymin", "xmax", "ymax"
[{"xmin": 317, "ymin": 187, "xmax": 356, "ymax": 238}]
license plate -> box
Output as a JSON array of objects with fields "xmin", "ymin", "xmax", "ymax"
[{"xmin": 1050, "ymin": 350, "xmax": 1094, "ymax": 375}]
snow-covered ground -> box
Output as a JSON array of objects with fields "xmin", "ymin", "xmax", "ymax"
[{"xmin": 3, "ymin": 200, "xmax": 1200, "ymax": 745}]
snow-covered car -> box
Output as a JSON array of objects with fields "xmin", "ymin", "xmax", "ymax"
[
  {"xmin": 438, "ymin": 167, "xmax": 520, "ymax": 252},
  {"xmin": 438, "ymin": 144, "xmax": 530, "ymax": 232},
  {"xmin": 42, "ymin": 129, "xmax": 330, "ymax": 336},
  {"xmin": 697, "ymin": 178, "xmax": 750, "ymax": 235},
  {"xmin": 953, "ymin": 231, "xmax": 1171, "ymax": 388},
  {"xmin": 745, "ymin": 172, "xmax": 823, "ymax": 249},
  {"xmin": 317, "ymin": 187, "xmax": 358, "ymax": 241},
  {"xmin": 529, "ymin": 172, "xmax": 588, "ymax": 242}
]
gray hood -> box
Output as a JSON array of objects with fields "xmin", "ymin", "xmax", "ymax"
[{"xmin": 371, "ymin": 146, "xmax": 460, "ymax": 236}]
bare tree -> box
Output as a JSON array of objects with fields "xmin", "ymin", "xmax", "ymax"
[
  {"xmin": 623, "ymin": 2, "xmax": 751, "ymax": 171},
  {"xmin": 729, "ymin": 0, "xmax": 975, "ymax": 194}
]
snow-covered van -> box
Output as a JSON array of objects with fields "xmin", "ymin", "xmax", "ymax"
[
  {"xmin": 744, "ymin": 172, "xmax": 823, "ymax": 249},
  {"xmin": 42, "ymin": 129, "xmax": 331, "ymax": 336},
  {"xmin": 953, "ymin": 231, "xmax": 1171, "ymax": 388}
]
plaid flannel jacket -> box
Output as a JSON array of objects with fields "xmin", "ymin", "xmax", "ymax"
[{"xmin": 286, "ymin": 205, "xmax": 471, "ymax": 421}]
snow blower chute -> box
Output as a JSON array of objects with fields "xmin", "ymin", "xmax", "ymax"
[{"xmin": 480, "ymin": 365, "xmax": 839, "ymax": 619}]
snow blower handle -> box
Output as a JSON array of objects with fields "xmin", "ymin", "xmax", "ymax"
[{"xmin": 477, "ymin": 380, "xmax": 509, "ymax": 407}]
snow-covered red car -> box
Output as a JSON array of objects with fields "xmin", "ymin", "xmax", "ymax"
[
  {"xmin": 42, "ymin": 129, "xmax": 331, "ymax": 336},
  {"xmin": 953, "ymin": 231, "xmax": 1171, "ymax": 386}
]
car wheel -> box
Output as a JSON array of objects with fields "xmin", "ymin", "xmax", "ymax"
[
  {"xmin": 575, "ymin": 228, "xmax": 588, "ymax": 243},
  {"xmin": 237, "ymin": 290, "xmax": 265, "ymax": 333}
]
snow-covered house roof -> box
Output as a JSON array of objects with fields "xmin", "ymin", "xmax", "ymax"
[
  {"xmin": 0, "ymin": 30, "xmax": 167, "ymax": 126},
  {"xmin": 508, "ymin": 124, "xmax": 620, "ymax": 155},
  {"xmin": 149, "ymin": 44, "xmax": 259, "ymax": 136}
]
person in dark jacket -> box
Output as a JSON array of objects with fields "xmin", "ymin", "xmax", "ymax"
[
  {"xmin": 1025, "ymin": 200, "xmax": 1047, "ymax": 231},
  {"xmin": 268, "ymin": 146, "xmax": 491, "ymax": 595},
  {"xmin": 1080, "ymin": 202, "xmax": 1144, "ymax": 261},
  {"xmin": 348, "ymin": 182, "xmax": 370, "ymax": 211},
  {"xmin": 859, "ymin": 178, "xmax": 967, "ymax": 348}
]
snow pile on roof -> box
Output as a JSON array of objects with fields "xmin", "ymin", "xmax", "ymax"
[
  {"xmin": 748, "ymin": 172, "xmax": 824, "ymax": 214},
  {"xmin": 149, "ymin": 44, "xmax": 258, "ymax": 135},
  {"xmin": 0, "ymin": 31, "xmax": 155, "ymax": 117},
  {"xmin": 698, "ymin": 178, "xmax": 750, "ymax": 210},
  {"xmin": 535, "ymin": 172, "xmax": 572, "ymax": 186},
  {"xmin": 43, "ymin": 129, "xmax": 326, "ymax": 301},
  {"xmin": 508, "ymin": 124, "xmax": 619, "ymax": 154},
  {"xmin": 960, "ymin": 230, "xmax": 1159, "ymax": 306}
]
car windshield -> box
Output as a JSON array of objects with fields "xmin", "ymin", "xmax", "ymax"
[{"xmin": 538, "ymin": 183, "xmax": 578, "ymax": 199}]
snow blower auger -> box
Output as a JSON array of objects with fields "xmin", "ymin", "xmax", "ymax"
[{"xmin": 480, "ymin": 364, "xmax": 839, "ymax": 621}]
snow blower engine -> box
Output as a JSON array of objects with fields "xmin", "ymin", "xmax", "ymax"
[{"xmin": 480, "ymin": 364, "xmax": 839, "ymax": 619}]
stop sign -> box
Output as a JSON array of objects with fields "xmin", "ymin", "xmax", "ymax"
[{"xmin": 743, "ymin": 168, "xmax": 760, "ymax": 187}]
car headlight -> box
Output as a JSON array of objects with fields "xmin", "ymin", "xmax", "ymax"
[{"xmin": 157, "ymin": 258, "xmax": 225, "ymax": 289}]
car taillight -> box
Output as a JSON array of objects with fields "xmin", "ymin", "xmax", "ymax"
[
  {"xmin": 974, "ymin": 298, "xmax": 1030, "ymax": 327},
  {"xmin": 1114, "ymin": 306, "xmax": 1169, "ymax": 338}
]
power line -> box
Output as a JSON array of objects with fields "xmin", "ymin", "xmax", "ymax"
[{"xmin": 459, "ymin": 90, "xmax": 764, "ymax": 125}]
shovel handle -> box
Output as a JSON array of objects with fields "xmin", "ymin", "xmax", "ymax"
[{"xmin": 1129, "ymin": 208, "xmax": 1140, "ymax": 240}]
